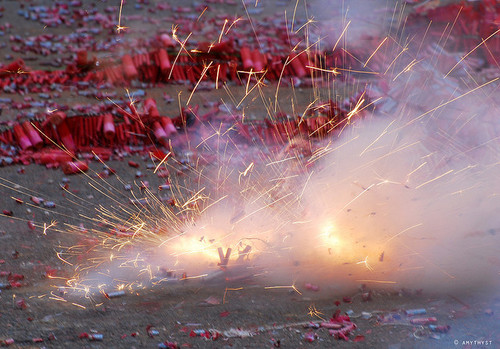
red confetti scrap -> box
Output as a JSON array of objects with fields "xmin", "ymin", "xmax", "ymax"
[
  {"xmin": 353, "ymin": 335, "xmax": 365, "ymax": 342},
  {"xmin": 15, "ymin": 299, "xmax": 27, "ymax": 309}
]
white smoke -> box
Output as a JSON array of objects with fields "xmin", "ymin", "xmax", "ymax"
[{"xmin": 72, "ymin": 0, "xmax": 500, "ymax": 295}]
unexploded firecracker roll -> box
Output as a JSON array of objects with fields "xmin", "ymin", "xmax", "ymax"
[
  {"xmin": 121, "ymin": 54, "xmax": 138, "ymax": 80},
  {"xmin": 158, "ymin": 48, "xmax": 171, "ymax": 72},
  {"xmin": 153, "ymin": 121, "xmax": 168, "ymax": 146},
  {"xmin": 62, "ymin": 161, "xmax": 89, "ymax": 175},
  {"xmin": 37, "ymin": 151, "xmax": 72, "ymax": 165},
  {"xmin": 289, "ymin": 52, "xmax": 307, "ymax": 78},
  {"xmin": 240, "ymin": 46, "xmax": 253, "ymax": 70},
  {"xmin": 144, "ymin": 98, "xmax": 160, "ymax": 117},
  {"xmin": 13, "ymin": 124, "xmax": 33, "ymax": 150},
  {"xmin": 161, "ymin": 116, "xmax": 177, "ymax": 137},
  {"xmin": 56, "ymin": 121, "xmax": 76, "ymax": 151},
  {"xmin": 46, "ymin": 111, "xmax": 67, "ymax": 126},
  {"xmin": 22, "ymin": 121, "xmax": 44, "ymax": 149},
  {"xmin": 160, "ymin": 33, "xmax": 175, "ymax": 47},
  {"xmin": 251, "ymin": 49, "xmax": 264, "ymax": 71},
  {"xmin": 298, "ymin": 51, "xmax": 312, "ymax": 73},
  {"xmin": 76, "ymin": 50, "xmax": 88, "ymax": 66},
  {"xmin": 102, "ymin": 113, "xmax": 116, "ymax": 140}
]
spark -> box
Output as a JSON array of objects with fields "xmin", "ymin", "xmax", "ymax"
[
  {"xmin": 338, "ymin": 183, "xmax": 375, "ymax": 214},
  {"xmin": 291, "ymin": 0, "xmax": 300, "ymax": 32},
  {"xmin": 273, "ymin": 36, "xmax": 324, "ymax": 112},
  {"xmin": 11, "ymin": 68, "xmax": 30, "ymax": 75},
  {"xmin": 404, "ymin": 77, "xmax": 499, "ymax": 127},
  {"xmin": 444, "ymin": 29, "xmax": 500, "ymax": 78},
  {"xmin": 294, "ymin": 18, "xmax": 316, "ymax": 35},
  {"xmin": 384, "ymin": 46, "xmax": 409, "ymax": 75},
  {"xmin": 115, "ymin": 0, "xmax": 128, "ymax": 33},
  {"xmin": 49, "ymin": 295, "xmax": 68, "ymax": 303},
  {"xmin": 360, "ymin": 120, "xmax": 396, "ymax": 156},
  {"xmin": 406, "ymin": 162, "xmax": 428, "ymax": 183},
  {"xmin": 43, "ymin": 220, "xmax": 57, "ymax": 235},
  {"xmin": 334, "ymin": 67, "xmax": 379, "ymax": 75},
  {"xmin": 215, "ymin": 64, "xmax": 221, "ymax": 89},
  {"xmin": 356, "ymin": 256, "xmax": 374, "ymax": 271},
  {"xmin": 152, "ymin": 152, "xmax": 171, "ymax": 173},
  {"xmin": 180, "ymin": 274, "xmax": 208, "ymax": 280},
  {"xmin": 225, "ymin": 17, "xmax": 242, "ymax": 35},
  {"xmin": 238, "ymin": 162, "xmax": 254, "ymax": 184},
  {"xmin": 384, "ymin": 223, "xmax": 424, "ymax": 245},
  {"xmin": 236, "ymin": 71, "xmax": 267, "ymax": 107},
  {"xmin": 299, "ymin": 171, "xmax": 314, "ymax": 199},
  {"xmin": 392, "ymin": 58, "xmax": 423, "ymax": 81},
  {"xmin": 46, "ymin": 275, "xmax": 67, "ymax": 281},
  {"xmin": 181, "ymin": 187, "xmax": 207, "ymax": 208},
  {"xmin": 306, "ymin": 66, "xmax": 340, "ymax": 75},
  {"xmin": 126, "ymin": 88, "xmax": 139, "ymax": 110},
  {"xmin": 71, "ymin": 302, "xmax": 86, "ymax": 309},
  {"xmin": 218, "ymin": 19, "xmax": 229, "ymax": 44},
  {"xmin": 241, "ymin": 0, "xmax": 262, "ymax": 49},
  {"xmin": 482, "ymin": 40, "xmax": 500, "ymax": 66},
  {"xmin": 233, "ymin": 192, "xmax": 294, "ymax": 225},
  {"xmin": 414, "ymin": 169, "xmax": 453, "ymax": 190},
  {"xmin": 196, "ymin": 7, "xmax": 208, "ymax": 22},
  {"xmin": 199, "ymin": 195, "xmax": 228, "ymax": 215},
  {"xmin": 307, "ymin": 304, "xmax": 326, "ymax": 321},
  {"xmin": 106, "ymin": 96, "xmax": 136, "ymax": 121},
  {"xmin": 345, "ymin": 92, "xmax": 366, "ymax": 123},
  {"xmin": 168, "ymin": 27, "xmax": 193, "ymax": 80},
  {"xmin": 332, "ymin": 21, "xmax": 351, "ymax": 52},
  {"xmin": 269, "ymin": 175, "xmax": 299, "ymax": 182},
  {"xmin": 56, "ymin": 251, "xmax": 73, "ymax": 266},
  {"xmin": 265, "ymin": 284, "xmax": 302, "ymax": 295},
  {"xmin": 187, "ymin": 62, "xmax": 213, "ymax": 106},
  {"xmin": 223, "ymin": 287, "xmax": 243, "ymax": 304},
  {"xmin": 363, "ymin": 37, "xmax": 388, "ymax": 67}
]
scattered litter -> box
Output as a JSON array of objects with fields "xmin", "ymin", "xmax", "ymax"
[
  {"xmin": 105, "ymin": 290, "xmax": 125, "ymax": 298},
  {"xmin": 199, "ymin": 295, "xmax": 220, "ymax": 306},
  {"xmin": 405, "ymin": 308, "xmax": 426, "ymax": 316},
  {"xmin": 410, "ymin": 317, "xmax": 437, "ymax": 325},
  {"xmin": 303, "ymin": 331, "xmax": 317, "ymax": 342},
  {"xmin": 429, "ymin": 324, "xmax": 450, "ymax": 333}
]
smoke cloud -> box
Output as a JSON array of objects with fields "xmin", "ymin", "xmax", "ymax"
[{"xmin": 73, "ymin": 0, "xmax": 500, "ymax": 295}]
